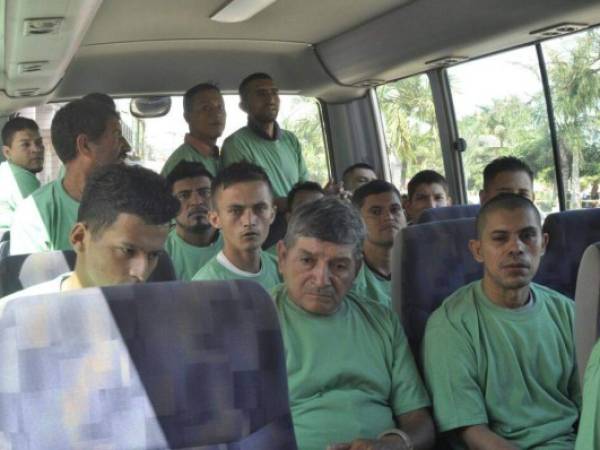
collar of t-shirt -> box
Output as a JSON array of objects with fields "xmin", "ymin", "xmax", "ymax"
[
  {"xmin": 216, "ymin": 250, "xmax": 263, "ymax": 277},
  {"xmin": 514, "ymin": 291, "xmax": 535, "ymax": 311},
  {"xmin": 363, "ymin": 256, "xmax": 391, "ymax": 281},
  {"xmin": 184, "ymin": 133, "xmax": 219, "ymax": 158},
  {"xmin": 248, "ymin": 119, "xmax": 281, "ymax": 141}
]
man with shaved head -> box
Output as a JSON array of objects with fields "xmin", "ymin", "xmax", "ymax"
[{"xmin": 423, "ymin": 194, "xmax": 580, "ymax": 450}]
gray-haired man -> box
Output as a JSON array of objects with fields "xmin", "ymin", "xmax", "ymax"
[{"xmin": 273, "ymin": 197, "xmax": 434, "ymax": 450}]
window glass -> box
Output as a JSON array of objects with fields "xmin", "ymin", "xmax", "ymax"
[
  {"xmin": 448, "ymin": 47, "xmax": 558, "ymax": 214},
  {"xmin": 376, "ymin": 74, "xmax": 444, "ymax": 192},
  {"xmin": 25, "ymin": 95, "xmax": 330, "ymax": 186},
  {"xmin": 542, "ymin": 28, "xmax": 600, "ymax": 209}
]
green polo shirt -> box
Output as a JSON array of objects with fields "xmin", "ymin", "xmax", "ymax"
[
  {"xmin": 0, "ymin": 161, "xmax": 40, "ymax": 234},
  {"xmin": 161, "ymin": 142, "xmax": 220, "ymax": 177},
  {"xmin": 272, "ymin": 284, "xmax": 430, "ymax": 450},
  {"xmin": 575, "ymin": 339, "xmax": 600, "ymax": 450},
  {"xmin": 10, "ymin": 179, "xmax": 79, "ymax": 255},
  {"xmin": 164, "ymin": 229, "xmax": 223, "ymax": 281},
  {"xmin": 422, "ymin": 281, "xmax": 580, "ymax": 449},
  {"xmin": 351, "ymin": 262, "xmax": 391, "ymax": 308},
  {"xmin": 192, "ymin": 250, "xmax": 280, "ymax": 291},
  {"xmin": 221, "ymin": 125, "xmax": 308, "ymax": 197}
]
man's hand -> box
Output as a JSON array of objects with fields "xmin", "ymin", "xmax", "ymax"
[
  {"xmin": 324, "ymin": 180, "xmax": 352, "ymax": 202},
  {"xmin": 327, "ymin": 435, "xmax": 409, "ymax": 450}
]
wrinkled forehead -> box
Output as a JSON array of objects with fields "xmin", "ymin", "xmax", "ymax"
[
  {"xmin": 290, "ymin": 236, "xmax": 357, "ymax": 260},
  {"xmin": 481, "ymin": 206, "xmax": 541, "ymax": 234}
]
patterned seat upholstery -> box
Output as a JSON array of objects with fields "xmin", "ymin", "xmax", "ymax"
[
  {"xmin": 534, "ymin": 208, "xmax": 600, "ymax": 299},
  {"xmin": 574, "ymin": 242, "xmax": 600, "ymax": 386},
  {"xmin": 0, "ymin": 280, "xmax": 297, "ymax": 450},
  {"xmin": 392, "ymin": 218, "xmax": 482, "ymax": 355},
  {"xmin": 0, "ymin": 250, "xmax": 176, "ymax": 297},
  {"xmin": 417, "ymin": 204, "xmax": 480, "ymax": 224}
]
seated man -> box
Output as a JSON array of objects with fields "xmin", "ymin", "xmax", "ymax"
[
  {"xmin": 422, "ymin": 194, "xmax": 580, "ymax": 450},
  {"xmin": 274, "ymin": 197, "xmax": 433, "ymax": 450},
  {"xmin": 1, "ymin": 163, "xmax": 179, "ymax": 302},
  {"xmin": 192, "ymin": 162, "xmax": 280, "ymax": 290},
  {"xmin": 342, "ymin": 162, "xmax": 378, "ymax": 193},
  {"xmin": 165, "ymin": 161, "xmax": 223, "ymax": 280},
  {"xmin": 221, "ymin": 73, "xmax": 308, "ymax": 212},
  {"xmin": 10, "ymin": 99, "xmax": 127, "ymax": 255},
  {"xmin": 161, "ymin": 83, "xmax": 226, "ymax": 177},
  {"xmin": 576, "ymin": 339, "xmax": 600, "ymax": 450},
  {"xmin": 480, "ymin": 156, "xmax": 534, "ymax": 203},
  {"xmin": 82, "ymin": 92, "xmax": 133, "ymax": 156},
  {"xmin": 0, "ymin": 117, "xmax": 44, "ymax": 234},
  {"xmin": 351, "ymin": 180, "xmax": 406, "ymax": 307},
  {"xmin": 405, "ymin": 169, "xmax": 451, "ymax": 223}
]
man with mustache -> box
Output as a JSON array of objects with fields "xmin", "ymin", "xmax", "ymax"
[
  {"xmin": 351, "ymin": 180, "xmax": 406, "ymax": 308},
  {"xmin": 161, "ymin": 83, "xmax": 225, "ymax": 177},
  {"xmin": 0, "ymin": 117, "xmax": 45, "ymax": 235},
  {"xmin": 192, "ymin": 161, "xmax": 280, "ymax": 290},
  {"xmin": 10, "ymin": 99, "xmax": 127, "ymax": 255},
  {"xmin": 165, "ymin": 161, "xmax": 223, "ymax": 280},
  {"xmin": 422, "ymin": 194, "xmax": 580, "ymax": 450}
]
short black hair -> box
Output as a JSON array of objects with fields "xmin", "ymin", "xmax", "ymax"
[
  {"xmin": 51, "ymin": 99, "xmax": 119, "ymax": 164},
  {"xmin": 166, "ymin": 160, "xmax": 213, "ymax": 190},
  {"xmin": 239, "ymin": 73, "xmax": 273, "ymax": 101},
  {"xmin": 342, "ymin": 163, "xmax": 376, "ymax": 180},
  {"xmin": 407, "ymin": 170, "xmax": 449, "ymax": 200},
  {"xmin": 475, "ymin": 193, "xmax": 541, "ymax": 238},
  {"xmin": 78, "ymin": 164, "xmax": 179, "ymax": 235},
  {"xmin": 2, "ymin": 117, "xmax": 39, "ymax": 147},
  {"xmin": 183, "ymin": 83, "xmax": 220, "ymax": 116},
  {"xmin": 287, "ymin": 181, "xmax": 324, "ymax": 211},
  {"xmin": 483, "ymin": 156, "xmax": 534, "ymax": 191},
  {"xmin": 211, "ymin": 161, "xmax": 274, "ymax": 203},
  {"xmin": 82, "ymin": 92, "xmax": 117, "ymax": 110},
  {"xmin": 352, "ymin": 179, "xmax": 402, "ymax": 208}
]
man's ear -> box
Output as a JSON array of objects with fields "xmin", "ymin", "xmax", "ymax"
[
  {"xmin": 269, "ymin": 204, "xmax": 277, "ymax": 225},
  {"xmin": 2, "ymin": 145, "xmax": 10, "ymax": 160},
  {"xmin": 183, "ymin": 110, "xmax": 190, "ymax": 125},
  {"xmin": 479, "ymin": 190, "xmax": 486, "ymax": 205},
  {"xmin": 540, "ymin": 232, "xmax": 549, "ymax": 256},
  {"xmin": 468, "ymin": 239, "xmax": 483, "ymax": 263},
  {"xmin": 208, "ymin": 210, "xmax": 221, "ymax": 230},
  {"xmin": 239, "ymin": 100, "xmax": 248, "ymax": 113},
  {"xmin": 276, "ymin": 240, "xmax": 287, "ymax": 274},
  {"xmin": 75, "ymin": 133, "xmax": 93, "ymax": 158},
  {"xmin": 70, "ymin": 222, "xmax": 88, "ymax": 252}
]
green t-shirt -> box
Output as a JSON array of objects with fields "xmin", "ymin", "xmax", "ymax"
[
  {"xmin": 221, "ymin": 125, "xmax": 308, "ymax": 197},
  {"xmin": 272, "ymin": 284, "xmax": 430, "ymax": 450},
  {"xmin": 575, "ymin": 339, "xmax": 600, "ymax": 450},
  {"xmin": 164, "ymin": 229, "xmax": 223, "ymax": 281},
  {"xmin": 160, "ymin": 142, "xmax": 220, "ymax": 177},
  {"xmin": 422, "ymin": 281, "xmax": 580, "ymax": 449},
  {"xmin": 10, "ymin": 179, "xmax": 79, "ymax": 255},
  {"xmin": 191, "ymin": 250, "xmax": 280, "ymax": 291},
  {"xmin": 0, "ymin": 161, "xmax": 40, "ymax": 233},
  {"xmin": 351, "ymin": 262, "xmax": 391, "ymax": 308}
]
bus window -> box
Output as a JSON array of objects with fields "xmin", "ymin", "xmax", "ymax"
[
  {"xmin": 542, "ymin": 28, "xmax": 600, "ymax": 210},
  {"xmin": 376, "ymin": 74, "xmax": 444, "ymax": 192},
  {"xmin": 448, "ymin": 47, "xmax": 558, "ymax": 215}
]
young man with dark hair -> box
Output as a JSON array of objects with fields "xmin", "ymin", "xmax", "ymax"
[
  {"xmin": 0, "ymin": 117, "xmax": 44, "ymax": 234},
  {"xmin": 81, "ymin": 92, "xmax": 132, "ymax": 157},
  {"xmin": 192, "ymin": 161, "xmax": 280, "ymax": 290},
  {"xmin": 161, "ymin": 83, "xmax": 225, "ymax": 177},
  {"xmin": 1, "ymin": 164, "xmax": 179, "ymax": 301},
  {"xmin": 165, "ymin": 161, "xmax": 223, "ymax": 280},
  {"xmin": 10, "ymin": 99, "xmax": 125, "ymax": 255},
  {"xmin": 480, "ymin": 156, "xmax": 535, "ymax": 204},
  {"xmin": 342, "ymin": 162, "xmax": 378, "ymax": 193},
  {"xmin": 286, "ymin": 181, "xmax": 325, "ymax": 220},
  {"xmin": 405, "ymin": 169, "xmax": 451, "ymax": 223},
  {"xmin": 423, "ymin": 194, "xmax": 580, "ymax": 450},
  {"xmin": 351, "ymin": 180, "xmax": 406, "ymax": 307},
  {"xmin": 221, "ymin": 73, "xmax": 308, "ymax": 212}
]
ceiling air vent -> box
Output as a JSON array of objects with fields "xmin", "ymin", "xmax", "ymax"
[
  {"xmin": 15, "ymin": 88, "xmax": 40, "ymax": 97},
  {"xmin": 425, "ymin": 56, "xmax": 469, "ymax": 67},
  {"xmin": 18, "ymin": 61, "xmax": 49, "ymax": 74},
  {"xmin": 23, "ymin": 17, "xmax": 64, "ymax": 36},
  {"xmin": 531, "ymin": 23, "xmax": 589, "ymax": 38}
]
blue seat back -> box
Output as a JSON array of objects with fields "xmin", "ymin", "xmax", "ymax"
[
  {"xmin": 417, "ymin": 204, "xmax": 480, "ymax": 224},
  {"xmin": 0, "ymin": 280, "xmax": 297, "ymax": 449},
  {"xmin": 392, "ymin": 218, "xmax": 482, "ymax": 355}
]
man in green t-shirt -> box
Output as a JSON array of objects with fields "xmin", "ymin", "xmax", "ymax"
[
  {"xmin": 342, "ymin": 162, "xmax": 378, "ymax": 193},
  {"xmin": 0, "ymin": 117, "xmax": 44, "ymax": 234},
  {"xmin": 405, "ymin": 170, "xmax": 451, "ymax": 224},
  {"xmin": 1, "ymin": 163, "xmax": 179, "ymax": 303},
  {"xmin": 480, "ymin": 156, "xmax": 535, "ymax": 204},
  {"xmin": 351, "ymin": 180, "xmax": 406, "ymax": 307},
  {"xmin": 192, "ymin": 161, "xmax": 279, "ymax": 290},
  {"xmin": 161, "ymin": 83, "xmax": 225, "ymax": 177},
  {"xmin": 274, "ymin": 196, "xmax": 434, "ymax": 450},
  {"xmin": 165, "ymin": 161, "xmax": 223, "ymax": 280},
  {"xmin": 422, "ymin": 194, "xmax": 580, "ymax": 450},
  {"xmin": 10, "ymin": 99, "xmax": 126, "ymax": 255},
  {"xmin": 221, "ymin": 73, "xmax": 308, "ymax": 213},
  {"xmin": 575, "ymin": 339, "xmax": 600, "ymax": 450}
]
